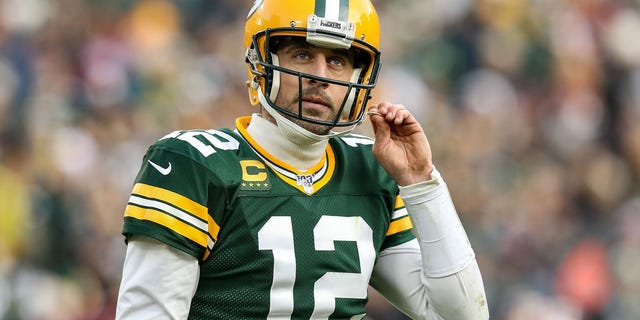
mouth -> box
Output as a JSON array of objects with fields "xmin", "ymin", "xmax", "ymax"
[{"xmin": 301, "ymin": 96, "xmax": 330, "ymax": 108}]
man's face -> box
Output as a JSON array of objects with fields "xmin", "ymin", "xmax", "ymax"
[{"xmin": 271, "ymin": 38, "xmax": 355, "ymax": 135}]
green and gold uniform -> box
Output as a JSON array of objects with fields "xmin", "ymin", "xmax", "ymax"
[{"xmin": 123, "ymin": 117, "xmax": 414, "ymax": 319}]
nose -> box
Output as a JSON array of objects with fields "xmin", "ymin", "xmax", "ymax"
[{"xmin": 307, "ymin": 54, "xmax": 330, "ymax": 86}]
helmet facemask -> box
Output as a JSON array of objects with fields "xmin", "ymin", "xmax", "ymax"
[{"xmin": 245, "ymin": 16, "xmax": 381, "ymax": 135}]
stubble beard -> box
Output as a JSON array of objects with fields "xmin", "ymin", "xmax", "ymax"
[{"xmin": 278, "ymin": 91, "xmax": 337, "ymax": 136}]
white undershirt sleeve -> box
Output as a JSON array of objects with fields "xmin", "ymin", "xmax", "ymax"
[
  {"xmin": 370, "ymin": 168, "xmax": 489, "ymax": 319},
  {"xmin": 116, "ymin": 235, "xmax": 199, "ymax": 320},
  {"xmin": 399, "ymin": 168, "xmax": 475, "ymax": 277}
]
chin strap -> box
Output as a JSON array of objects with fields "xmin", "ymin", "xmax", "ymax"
[{"xmin": 257, "ymin": 89, "xmax": 360, "ymax": 145}]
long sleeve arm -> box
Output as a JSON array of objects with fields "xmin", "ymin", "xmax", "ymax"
[
  {"xmin": 370, "ymin": 168, "xmax": 489, "ymax": 319},
  {"xmin": 116, "ymin": 235, "xmax": 200, "ymax": 320}
]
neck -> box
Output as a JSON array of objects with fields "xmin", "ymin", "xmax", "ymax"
[{"xmin": 246, "ymin": 113, "xmax": 328, "ymax": 172}]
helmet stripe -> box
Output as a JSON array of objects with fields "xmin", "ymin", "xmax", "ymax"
[
  {"xmin": 315, "ymin": 0, "xmax": 350, "ymax": 21},
  {"xmin": 339, "ymin": 0, "xmax": 349, "ymax": 21},
  {"xmin": 314, "ymin": 0, "xmax": 325, "ymax": 18}
]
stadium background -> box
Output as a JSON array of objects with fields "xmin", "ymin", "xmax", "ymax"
[{"xmin": 1, "ymin": 0, "xmax": 640, "ymax": 319}]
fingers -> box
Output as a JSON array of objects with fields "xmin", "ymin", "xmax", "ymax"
[
  {"xmin": 368, "ymin": 110, "xmax": 389, "ymax": 142},
  {"xmin": 368, "ymin": 102, "xmax": 412, "ymax": 125}
]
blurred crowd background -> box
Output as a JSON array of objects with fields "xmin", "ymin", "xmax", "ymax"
[{"xmin": 1, "ymin": 0, "xmax": 640, "ymax": 319}]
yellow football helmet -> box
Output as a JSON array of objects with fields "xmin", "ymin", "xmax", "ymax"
[{"xmin": 244, "ymin": 0, "xmax": 381, "ymax": 129}]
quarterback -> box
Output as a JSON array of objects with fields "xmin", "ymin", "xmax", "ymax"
[{"xmin": 116, "ymin": 0, "xmax": 489, "ymax": 319}]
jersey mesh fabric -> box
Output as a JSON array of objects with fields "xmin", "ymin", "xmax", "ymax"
[{"xmin": 122, "ymin": 127, "xmax": 415, "ymax": 319}]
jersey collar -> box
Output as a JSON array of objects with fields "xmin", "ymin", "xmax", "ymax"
[{"xmin": 236, "ymin": 116, "xmax": 336, "ymax": 195}]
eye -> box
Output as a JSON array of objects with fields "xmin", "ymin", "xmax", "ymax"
[
  {"xmin": 293, "ymin": 50, "xmax": 311, "ymax": 60},
  {"xmin": 329, "ymin": 56, "xmax": 346, "ymax": 67}
]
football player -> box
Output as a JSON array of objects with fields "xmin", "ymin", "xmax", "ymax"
[{"xmin": 116, "ymin": 0, "xmax": 489, "ymax": 319}]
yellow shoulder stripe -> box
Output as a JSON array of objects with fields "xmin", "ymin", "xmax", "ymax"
[
  {"xmin": 125, "ymin": 205, "xmax": 209, "ymax": 247},
  {"xmin": 386, "ymin": 216, "xmax": 413, "ymax": 236},
  {"xmin": 133, "ymin": 183, "xmax": 207, "ymax": 219},
  {"xmin": 130, "ymin": 183, "xmax": 221, "ymax": 241},
  {"xmin": 394, "ymin": 195, "xmax": 405, "ymax": 210}
]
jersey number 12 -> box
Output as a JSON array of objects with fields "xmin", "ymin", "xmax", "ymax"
[{"xmin": 258, "ymin": 215, "xmax": 375, "ymax": 319}]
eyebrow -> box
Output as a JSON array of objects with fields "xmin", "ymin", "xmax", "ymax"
[{"xmin": 282, "ymin": 42, "xmax": 313, "ymax": 54}]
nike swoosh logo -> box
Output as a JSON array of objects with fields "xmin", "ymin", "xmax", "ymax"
[{"xmin": 148, "ymin": 160, "xmax": 172, "ymax": 175}]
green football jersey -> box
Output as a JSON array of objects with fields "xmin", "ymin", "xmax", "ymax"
[{"xmin": 123, "ymin": 116, "xmax": 415, "ymax": 319}]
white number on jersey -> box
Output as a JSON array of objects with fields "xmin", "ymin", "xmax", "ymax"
[
  {"xmin": 161, "ymin": 130, "xmax": 240, "ymax": 157},
  {"xmin": 258, "ymin": 215, "xmax": 375, "ymax": 320}
]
